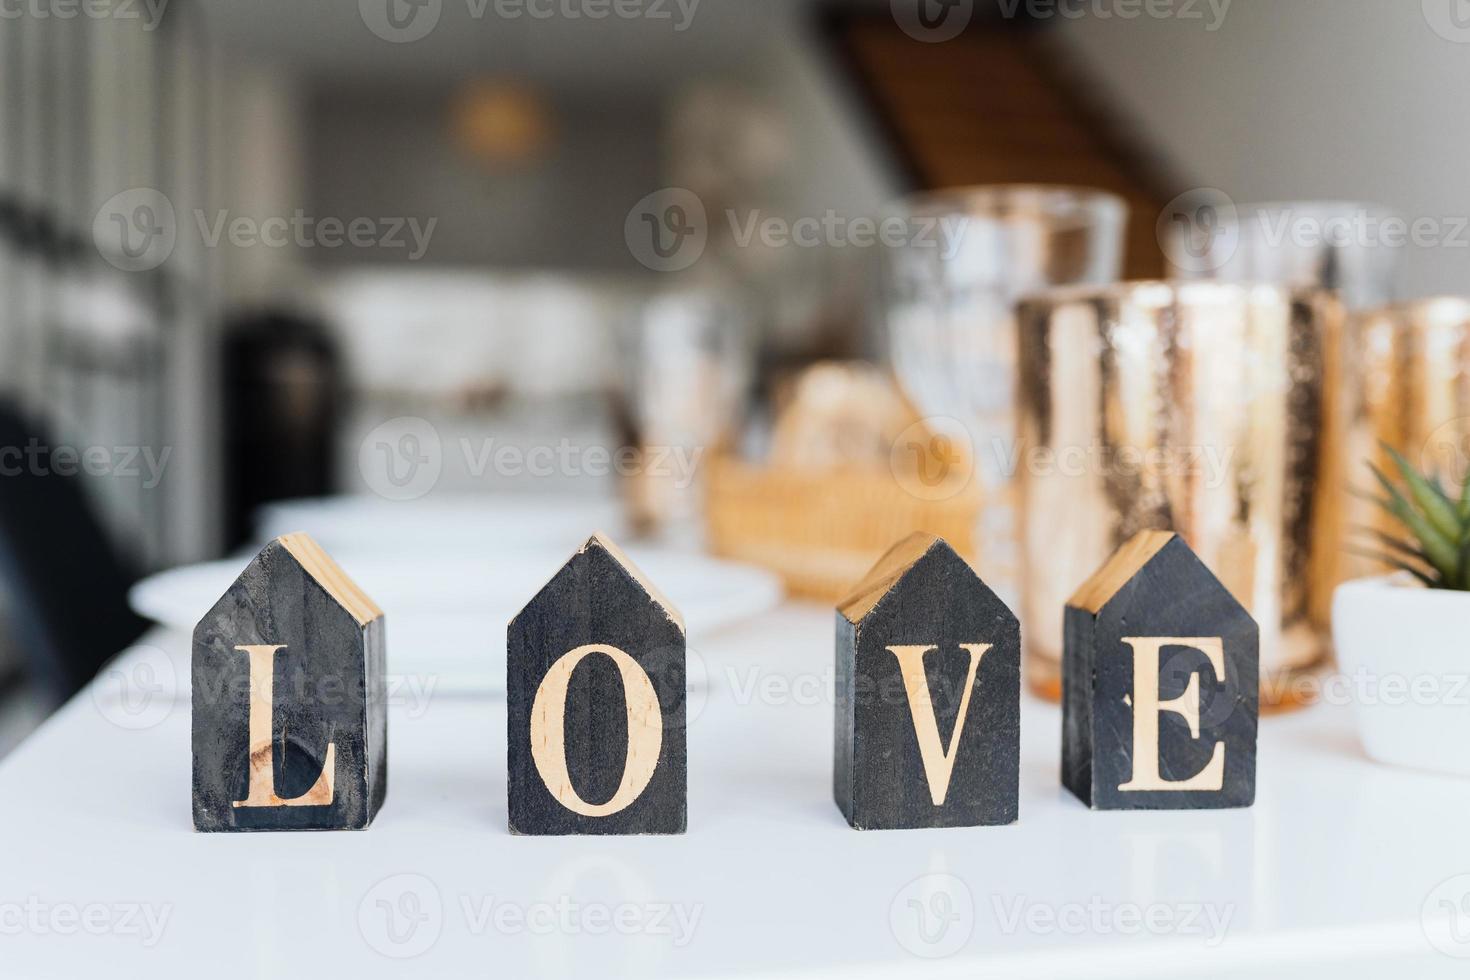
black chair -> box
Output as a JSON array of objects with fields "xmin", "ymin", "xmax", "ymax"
[{"xmin": 0, "ymin": 399, "xmax": 148, "ymax": 701}]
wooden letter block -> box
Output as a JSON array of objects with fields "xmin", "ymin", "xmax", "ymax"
[
  {"xmin": 192, "ymin": 533, "xmax": 387, "ymax": 832},
  {"xmin": 1063, "ymin": 530, "xmax": 1259, "ymax": 810},
  {"xmin": 834, "ymin": 533, "xmax": 1019, "ymax": 830},
  {"xmin": 508, "ymin": 533, "xmax": 686, "ymax": 836}
]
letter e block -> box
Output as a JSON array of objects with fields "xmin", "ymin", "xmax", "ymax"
[{"xmin": 1063, "ymin": 530, "xmax": 1258, "ymax": 810}]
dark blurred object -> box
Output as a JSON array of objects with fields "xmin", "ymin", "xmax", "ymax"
[
  {"xmin": 223, "ymin": 310, "xmax": 342, "ymax": 549},
  {"xmin": 0, "ymin": 400, "xmax": 148, "ymax": 701}
]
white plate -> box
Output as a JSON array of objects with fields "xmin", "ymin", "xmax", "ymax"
[
  {"xmin": 254, "ymin": 494, "xmax": 630, "ymax": 557},
  {"xmin": 130, "ymin": 546, "xmax": 783, "ymax": 694}
]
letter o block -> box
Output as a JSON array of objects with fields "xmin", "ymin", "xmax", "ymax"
[
  {"xmin": 508, "ymin": 534, "xmax": 686, "ymax": 835},
  {"xmin": 1063, "ymin": 531, "xmax": 1259, "ymax": 810}
]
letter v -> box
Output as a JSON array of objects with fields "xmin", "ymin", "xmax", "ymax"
[{"xmin": 885, "ymin": 644, "xmax": 990, "ymax": 805}]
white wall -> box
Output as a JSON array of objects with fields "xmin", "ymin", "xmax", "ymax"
[{"xmin": 1048, "ymin": 0, "xmax": 1470, "ymax": 299}]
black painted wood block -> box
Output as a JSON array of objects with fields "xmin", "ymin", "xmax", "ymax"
[
  {"xmin": 192, "ymin": 533, "xmax": 388, "ymax": 832},
  {"xmin": 1063, "ymin": 530, "xmax": 1259, "ymax": 810},
  {"xmin": 834, "ymin": 533, "xmax": 1020, "ymax": 830},
  {"xmin": 508, "ymin": 533, "xmax": 686, "ymax": 836}
]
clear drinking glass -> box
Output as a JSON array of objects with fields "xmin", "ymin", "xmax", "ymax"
[
  {"xmin": 1165, "ymin": 199, "xmax": 1401, "ymax": 311},
  {"xmin": 880, "ymin": 185, "xmax": 1128, "ymax": 601}
]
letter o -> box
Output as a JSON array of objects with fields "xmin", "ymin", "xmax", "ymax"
[{"xmin": 530, "ymin": 644, "xmax": 663, "ymax": 817}]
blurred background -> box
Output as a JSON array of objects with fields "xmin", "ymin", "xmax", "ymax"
[{"xmin": 3, "ymin": 0, "xmax": 1470, "ymax": 751}]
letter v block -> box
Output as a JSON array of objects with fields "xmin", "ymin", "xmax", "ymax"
[
  {"xmin": 508, "ymin": 533, "xmax": 686, "ymax": 835},
  {"xmin": 1064, "ymin": 530, "xmax": 1259, "ymax": 810},
  {"xmin": 834, "ymin": 533, "xmax": 1019, "ymax": 830},
  {"xmin": 192, "ymin": 533, "xmax": 387, "ymax": 831}
]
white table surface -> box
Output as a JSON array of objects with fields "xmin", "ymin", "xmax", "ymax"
[{"xmin": 4, "ymin": 604, "xmax": 1470, "ymax": 978}]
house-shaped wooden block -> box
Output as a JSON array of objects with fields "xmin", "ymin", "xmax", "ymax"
[
  {"xmin": 834, "ymin": 532, "xmax": 1019, "ymax": 830},
  {"xmin": 192, "ymin": 533, "xmax": 387, "ymax": 832},
  {"xmin": 1063, "ymin": 530, "xmax": 1258, "ymax": 810},
  {"xmin": 507, "ymin": 533, "xmax": 686, "ymax": 836}
]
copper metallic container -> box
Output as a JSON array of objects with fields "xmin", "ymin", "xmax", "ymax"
[
  {"xmin": 1015, "ymin": 282, "xmax": 1345, "ymax": 707},
  {"xmin": 1338, "ymin": 298, "xmax": 1470, "ymax": 581}
]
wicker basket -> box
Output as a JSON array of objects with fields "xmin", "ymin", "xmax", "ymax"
[{"xmin": 704, "ymin": 454, "xmax": 982, "ymax": 602}]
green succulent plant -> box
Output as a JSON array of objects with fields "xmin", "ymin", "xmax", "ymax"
[{"xmin": 1361, "ymin": 442, "xmax": 1470, "ymax": 590}]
